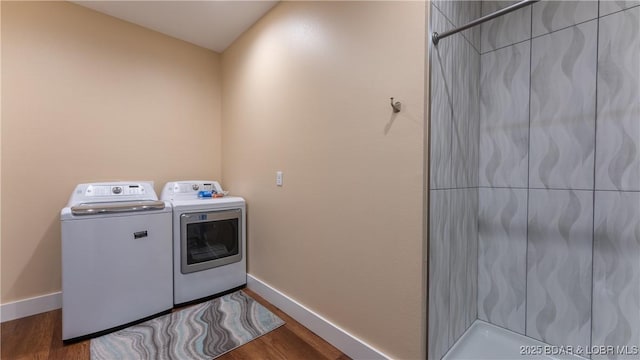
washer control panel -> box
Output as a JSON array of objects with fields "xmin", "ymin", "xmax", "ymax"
[
  {"xmin": 67, "ymin": 182, "xmax": 158, "ymax": 206},
  {"xmin": 84, "ymin": 184, "xmax": 146, "ymax": 197}
]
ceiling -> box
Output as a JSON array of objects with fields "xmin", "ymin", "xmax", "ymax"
[{"xmin": 74, "ymin": 1, "xmax": 279, "ymax": 53}]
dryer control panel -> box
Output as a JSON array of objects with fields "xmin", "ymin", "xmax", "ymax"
[{"xmin": 161, "ymin": 181, "xmax": 224, "ymax": 200}]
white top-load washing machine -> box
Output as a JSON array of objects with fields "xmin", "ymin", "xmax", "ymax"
[
  {"xmin": 161, "ymin": 181, "xmax": 246, "ymax": 305},
  {"xmin": 61, "ymin": 182, "xmax": 173, "ymax": 341}
]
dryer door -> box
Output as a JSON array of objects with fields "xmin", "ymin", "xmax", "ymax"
[{"xmin": 180, "ymin": 209, "xmax": 242, "ymax": 274}]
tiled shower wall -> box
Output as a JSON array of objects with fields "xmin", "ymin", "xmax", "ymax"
[
  {"xmin": 477, "ymin": 0, "xmax": 640, "ymax": 357},
  {"xmin": 429, "ymin": 1, "xmax": 639, "ymax": 359},
  {"xmin": 428, "ymin": 1, "xmax": 481, "ymax": 359}
]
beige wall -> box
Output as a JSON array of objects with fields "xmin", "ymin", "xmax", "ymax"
[
  {"xmin": 1, "ymin": 1, "xmax": 222, "ymax": 303},
  {"xmin": 221, "ymin": 2, "xmax": 426, "ymax": 359}
]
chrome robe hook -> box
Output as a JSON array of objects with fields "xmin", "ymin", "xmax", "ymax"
[{"xmin": 390, "ymin": 97, "xmax": 401, "ymax": 113}]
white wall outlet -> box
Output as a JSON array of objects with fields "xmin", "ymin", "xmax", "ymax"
[{"xmin": 276, "ymin": 171, "xmax": 283, "ymax": 186}]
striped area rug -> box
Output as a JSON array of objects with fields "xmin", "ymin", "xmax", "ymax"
[{"xmin": 90, "ymin": 291, "xmax": 285, "ymax": 359}]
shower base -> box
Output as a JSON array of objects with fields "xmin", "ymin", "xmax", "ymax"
[{"xmin": 443, "ymin": 320, "xmax": 585, "ymax": 360}]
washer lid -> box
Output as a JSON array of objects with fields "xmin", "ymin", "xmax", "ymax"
[{"xmin": 70, "ymin": 200, "xmax": 165, "ymax": 216}]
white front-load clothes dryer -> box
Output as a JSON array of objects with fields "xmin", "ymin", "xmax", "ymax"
[
  {"xmin": 161, "ymin": 180, "xmax": 246, "ymax": 305},
  {"xmin": 61, "ymin": 182, "xmax": 173, "ymax": 341}
]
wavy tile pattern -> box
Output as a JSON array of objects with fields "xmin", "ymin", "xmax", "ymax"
[
  {"xmin": 599, "ymin": 0, "xmax": 640, "ymax": 17},
  {"xmin": 526, "ymin": 189, "xmax": 593, "ymax": 349},
  {"xmin": 480, "ymin": 1, "xmax": 531, "ymax": 53},
  {"xmin": 429, "ymin": 189, "xmax": 451, "ymax": 360},
  {"xmin": 91, "ymin": 291, "xmax": 284, "ymax": 360},
  {"xmin": 532, "ymin": 0, "xmax": 598, "ymax": 37},
  {"xmin": 449, "ymin": 188, "xmax": 479, "ymax": 343},
  {"xmin": 455, "ymin": 1, "xmax": 482, "ymax": 52},
  {"xmin": 463, "ymin": 188, "xmax": 479, "ymax": 329},
  {"xmin": 529, "ymin": 20, "xmax": 597, "ymax": 189},
  {"xmin": 592, "ymin": 191, "xmax": 640, "ymax": 360},
  {"xmin": 478, "ymin": 188, "xmax": 527, "ymax": 334},
  {"xmin": 452, "ymin": 33, "xmax": 480, "ymax": 188},
  {"xmin": 595, "ymin": 7, "xmax": 640, "ymax": 191},
  {"xmin": 449, "ymin": 189, "xmax": 468, "ymax": 343},
  {"xmin": 429, "ymin": 2, "xmax": 480, "ymax": 355},
  {"xmin": 455, "ymin": 2, "xmax": 639, "ymax": 358},
  {"xmin": 430, "ymin": 5, "xmax": 454, "ymax": 189},
  {"xmin": 479, "ymin": 41, "xmax": 530, "ymax": 187}
]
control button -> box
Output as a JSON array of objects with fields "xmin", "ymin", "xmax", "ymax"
[
  {"xmin": 192, "ymin": 184, "xmax": 199, "ymax": 191},
  {"xmin": 112, "ymin": 186, "xmax": 123, "ymax": 194}
]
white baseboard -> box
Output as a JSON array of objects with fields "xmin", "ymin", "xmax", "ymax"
[
  {"xmin": 247, "ymin": 274, "xmax": 390, "ymax": 360},
  {"xmin": 0, "ymin": 292, "xmax": 62, "ymax": 323}
]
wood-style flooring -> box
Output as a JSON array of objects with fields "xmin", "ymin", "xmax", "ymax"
[{"xmin": 1, "ymin": 288, "xmax": 350, "ymax": 360}]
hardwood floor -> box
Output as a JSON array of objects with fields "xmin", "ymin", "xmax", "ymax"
[{"xmin": 1, "ymin": 289, "xmax": 350, "ymax": 360}]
